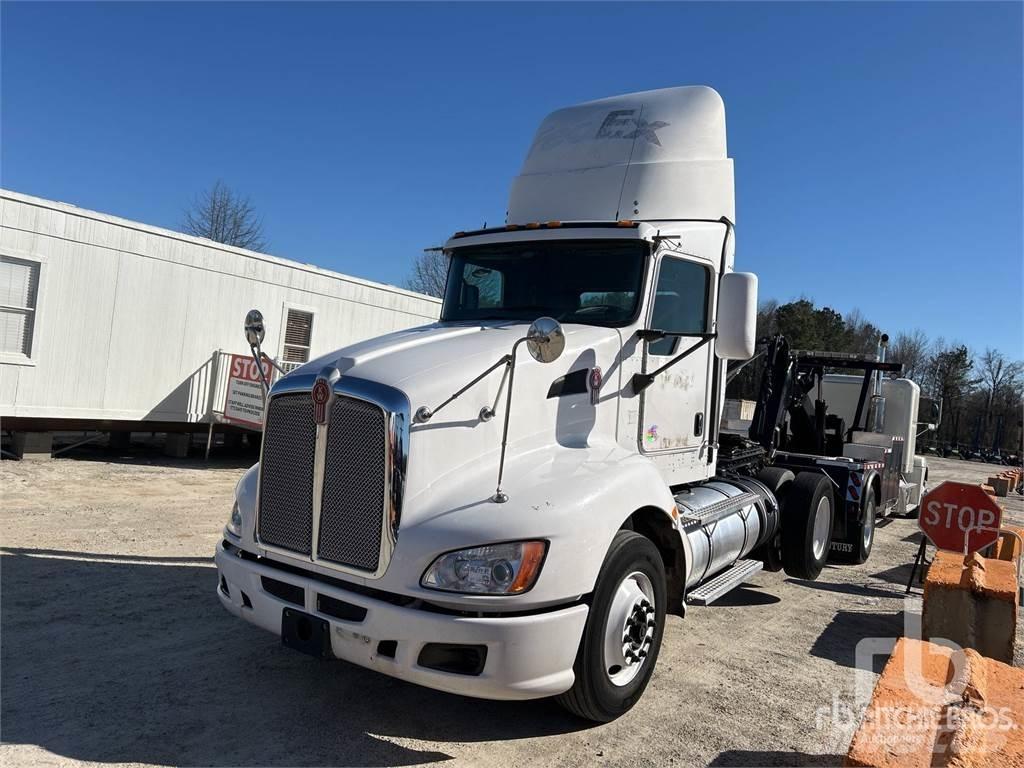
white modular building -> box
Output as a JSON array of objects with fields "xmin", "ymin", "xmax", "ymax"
[{"xmin": 0, "ymin": 189, "xmax": 441, "ymax": 451}]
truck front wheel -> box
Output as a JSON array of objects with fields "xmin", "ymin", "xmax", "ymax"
[
  {"xmin": 781, "ymin": 472, "xmax": 834, "ymax": 580},
  {"xmin": 557, "ymin": 530, "xmax": 667, "ymax": 722}
]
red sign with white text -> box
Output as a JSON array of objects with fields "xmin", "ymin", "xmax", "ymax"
[
  {"xmin": 918, "ymin": 481, "xmax": 1002, "ymax": 554},
  {"xmin": 223, "ymin": 353, "xmax": 274, "ymax": 429}
]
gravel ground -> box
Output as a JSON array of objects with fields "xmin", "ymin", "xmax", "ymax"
[{"xmin": 1, "ymin": 452, "xmax": 1021, "ymax": 768}]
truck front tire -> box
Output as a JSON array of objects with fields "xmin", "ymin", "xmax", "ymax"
[
  {"xmin": 781, "ymin": 472, "xmax": 834, "ymax": 580},
  {"xmin": 557, "ymin": 530, "xmax": 667, "ymax": 722}
]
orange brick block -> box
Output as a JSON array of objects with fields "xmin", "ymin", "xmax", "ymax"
[
  {"xmin": 988, "ymin": 477, "xmax": 1011, "ymax": 497},
  {"xmin": 923, "ymin": 552, "xmax": 1018, "ymax": 663},
  {"xmin": 994, "ymin": 526, "xmax": 1024, "ymax": 563},
  {"xmin": 845, "ymin": 638, "xmax": 1024, "ymax": 768}
]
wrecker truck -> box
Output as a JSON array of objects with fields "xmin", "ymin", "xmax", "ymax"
[{"xmin": 215, "ymin": 86, "xmax": 928, "ymax": 721}]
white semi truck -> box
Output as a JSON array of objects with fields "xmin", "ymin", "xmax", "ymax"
[{"xmin": 215, "ymin": 86, "xmax": 927, "ymax": 721}]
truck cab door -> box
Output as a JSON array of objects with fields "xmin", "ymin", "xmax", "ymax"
[{"xmin": 638, "ymin": 255, "xmax": 714, "ymax": 480}]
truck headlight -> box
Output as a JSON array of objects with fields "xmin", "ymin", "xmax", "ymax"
[
  {"xmin": 421, "ymin": 541, "xmax": 547, "ymax": 595},
  {"xmin": 226, "ymin": 501, "xmax": 242, "ymax": 538}
]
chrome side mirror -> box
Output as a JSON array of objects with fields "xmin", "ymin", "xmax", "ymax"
[
  {"xmin": 525, "ymin": 317, "xmax": 565, "ymax": 363},
  {"xmin": 244, "ymin": 309, "xmax": 266, "ymax": 346}
]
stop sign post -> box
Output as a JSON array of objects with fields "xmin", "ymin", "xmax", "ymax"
[{"xmin": 918, "ymin": 481, "xmax": 1003, "ymax": 554}]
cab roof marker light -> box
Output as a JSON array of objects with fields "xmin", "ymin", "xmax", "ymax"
[
  {"xmin": 546, "ymin": 221, "xmax": 562, "ymax": 228},
  {"xmin": 617, "ymin": 220, "xmax": 635, "ymax": 227},
  {"xmin": 526, "ymin": 222, "xmax": 541, "ymax": 229}
]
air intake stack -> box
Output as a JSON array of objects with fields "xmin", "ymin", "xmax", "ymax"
[{"xmin": 866, "ymin": 334, "xmax": 890, "ymax": 433}]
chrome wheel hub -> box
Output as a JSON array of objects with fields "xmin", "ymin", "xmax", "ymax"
[
  {"xmin": 863, "ymin": 501, "xmax": 875, "ymax": 549},
  {"xmin": 811, "ymin": 496, "xmax": 831, "ymax": 561},
  {"xmin": 603, "ymin": 571, "xmax": 655, "ymax": 687}
]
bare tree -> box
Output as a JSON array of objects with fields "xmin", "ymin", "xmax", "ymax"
[
  {"xmin": 843, "ymin": 308, "xmax": 883, "ymax": 355},
  {"xmin": 924, "ymin": 340, "xmax": 978, "ymax": 445},
  {"xmin": 182, "ymin": 180, "xmax": 267, "ymax": 252},
  {"xmin": 889, "ymin": 329, "xmax": 929, "ymax": 380},
  {"xmin": 979, "ymin": 348, "xmax": 1023, "ymax": 436},
  {"xmin": 755, "ymin": 298, "xmax": 779, "ymax": 338},
  {"xmin": 406, "ymin": 249, "xmax": 450, "ymax": 298}
]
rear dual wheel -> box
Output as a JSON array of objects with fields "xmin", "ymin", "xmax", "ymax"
[
  {"xmin": 781, "ymin": 472, "xmax": 835, "ymax": 580},
  {"xmin": 557, "ymin": 530, "xmax": 666, "ymax": 722},
  {"xmin": 754, "ymin": 467, "xmax": 793, "ymax": 572},
  {"xmin": 832, "ymin": 494, "xmax": 876, "ymax": 565}
]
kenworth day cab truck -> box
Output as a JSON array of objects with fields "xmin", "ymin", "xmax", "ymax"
[{"xmin": 215, "ymin": 86, "xmax": 928, "ymax": 721}]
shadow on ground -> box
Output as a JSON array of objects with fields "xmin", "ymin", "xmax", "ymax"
[
  {"xmin": 707, "ymin": 584, "xmax": 782, "ymax": 608},
  {"xmin": 0, "ymin": 547, "xmax": 590, "ymax": 766},
  {"xmin": 709, "ymin": 750, "xmax": 844, "ymax": 766},
  {"xmin": 869, "ymin": 562, "xmax": 922, "ymax": 590},
  {"xmin": 808, "ymin": 609, "xmax": 902, "ymax": 672},
  {"xmin": 786, "ymin": 578, "xmax": 904, "ymax": 601},
  {"xmin": 57, "ymin": 441, "xmax": 259, "ymax": 469}
]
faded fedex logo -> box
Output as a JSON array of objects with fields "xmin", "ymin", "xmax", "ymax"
[
  {"xmin": 596, "ymin": 110, "xmax": 670, "ymax": 147},
  {"xmin": 645, "ymin": 425, "xmax": 659, "ymax": 444}
]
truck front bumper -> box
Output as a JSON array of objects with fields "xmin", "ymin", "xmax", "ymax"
[{"xmin": 214, "ymin": 541, "xmax": 588, "ymax": 700}]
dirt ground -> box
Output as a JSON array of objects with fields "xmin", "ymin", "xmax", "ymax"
[{"xmin": 2, "ymin": 452, "xmax": 1021, "ymax": 768}]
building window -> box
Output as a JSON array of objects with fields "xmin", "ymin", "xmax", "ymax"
[
  {"xmin": 282, "ymin": 309, "xmax": 314, "ymax": 363},
  {"xmin": 0, "ymin": 256, "xmax": 41, "ymax": 359}
]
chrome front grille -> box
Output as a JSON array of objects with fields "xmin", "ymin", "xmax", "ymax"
[
  {"xmin": 317, "ymin": 397, "xmax": 387, "ymax": 570},
  {"xmin": 256, "ymin": 375, "xmax": 407, "ymax": 579},
  {"xmin": 258, "ymin": 393, "xmax": 316, "ymax": 555}
]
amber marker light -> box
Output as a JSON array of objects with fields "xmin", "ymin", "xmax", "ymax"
[{"xmin": 509, "ymin": 541, "xmax": 548, "ymax": 593}]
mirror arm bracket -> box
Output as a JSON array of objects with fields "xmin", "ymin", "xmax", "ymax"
[
  {"xmin": 415, "ymin": 354, "xmax": 512, "ymax": 423},
  {"xmin": 264, "ymin": 357, "xmax": 287, "ymax": 376},
  {"xmin": 248, "ymin": 341, "xmax": 273, "ymax": 399},
  {"xmin": 632, "ymin": 333, "xmax": 717, "ymax": 394}
]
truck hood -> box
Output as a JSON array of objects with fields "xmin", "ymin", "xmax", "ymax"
[
  {"xmin": 284, "ymin": 321, "xmax": 628, "ymax": 503},
  {"xmin": 290, "ymin": 321, "xmax": 621, "ymax": 408}
]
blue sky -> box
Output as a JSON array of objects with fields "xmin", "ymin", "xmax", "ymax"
[{"xmin": 2, "ymin": 2, "xmax": 1021, "ymax": 356}]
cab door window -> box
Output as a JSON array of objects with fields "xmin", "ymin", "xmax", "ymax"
[{"xmin": 648, "ymin": 257, "xmax": 710, "ymax": 356}]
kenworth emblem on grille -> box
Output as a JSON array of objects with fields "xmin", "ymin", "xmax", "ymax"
[{"xmin": 312, "ymin": 367, "xmax": 339, "ymax": 425}]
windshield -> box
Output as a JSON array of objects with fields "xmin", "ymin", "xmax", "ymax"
[{"xmin": 441, "ymin": 239, "xmax": 648, "ymax": 326}]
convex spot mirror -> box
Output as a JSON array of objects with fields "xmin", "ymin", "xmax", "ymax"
[
  {"xmin": 244, "ymin": 309, "xmax": 266, "ymax": 346},
  {"xmin": 716, "ymin": 272, "xmax": 757, "ymax": 360},
  {"xmin": 526, "ymin": 317, "xmax": 565, "ymax": 363}
]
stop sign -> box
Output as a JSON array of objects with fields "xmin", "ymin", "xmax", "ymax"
[{"xmin": 919, "ymin": 481, "xmax": 1003, "ymax": 553}]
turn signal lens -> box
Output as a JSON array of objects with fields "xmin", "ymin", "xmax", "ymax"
[
  {"xmin": 226, "ymin": 501, "xmax": 242, "ymax": 538},
  {"xmin": 421, "ymin": 541, "xmax": 548, "ymax": 595}
]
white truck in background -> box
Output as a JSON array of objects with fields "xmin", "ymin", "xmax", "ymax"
[{"xmin": 215, "ymin": 86, "xmax": 928, "ymax": 721}]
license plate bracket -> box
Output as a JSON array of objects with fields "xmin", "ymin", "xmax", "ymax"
[{"xmin": 281, "ymin": 608, "xmax": 333, "ymax": 658}]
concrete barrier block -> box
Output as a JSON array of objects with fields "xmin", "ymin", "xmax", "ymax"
[
  {"xmin": 163, "ymin": 432, "xmax": 190, "ymax": 458},
  {"xmin": 922, "ymin": 551, "xmax": 1018, "ymax": 664},
  {"xmin": 844, "ymin": 637, "xmax": 1024, "ymax": 767},
  {"xmin": 987, "ymin": 476, "xmax": 1011, "ymax": 497},
  {"xmin": 109, "ymin": 431, "xmax": 132, "ymax": 452},
  {"xmin": 12, "ymin": 432, "xmax": 53, "ymax": 460}
]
